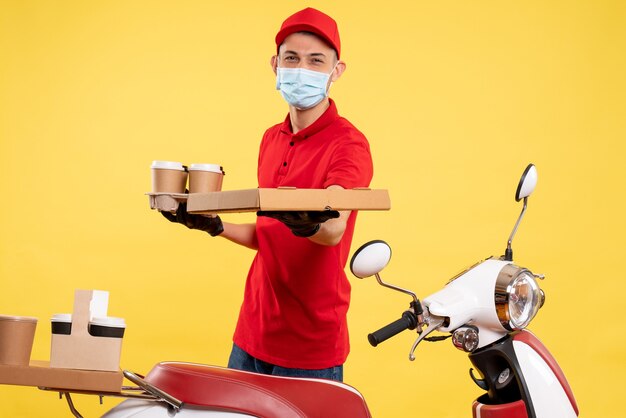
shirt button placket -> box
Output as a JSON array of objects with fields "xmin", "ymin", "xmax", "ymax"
[{"xmin": 279, "ymin": 136, "xmax": 296, "ymax": 176}]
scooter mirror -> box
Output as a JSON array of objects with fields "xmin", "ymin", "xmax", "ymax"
[
  {"xmin": 350, "ymin": 240, "xmax": 392, "ymax": 279},
  {"xmin": 515, "ymin": 164, "xmax": 538, "ymax": 202}
]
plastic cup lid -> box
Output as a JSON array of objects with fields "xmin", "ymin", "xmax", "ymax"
[
  {"xmin": 90, "ymin": 316, "xmax": 126, "ymax": 328},
  {"xmin": 189, "ymin": 163, "xmax": 222, "ymax": 173},
  {"xmin": 51, "ymin": 313, "xmax": 72, "ymax": 322},
  {"xmin": 0, "ymin": 314, "xmax": 38, "ymax": 323},
  {"xmin": 151, "ymin": 160, "xmax": 185, "ymax": 171}
]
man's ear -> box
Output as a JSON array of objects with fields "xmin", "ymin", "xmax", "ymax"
[
  {"xmin": 331, "ymin": 61, "xmax": 346, "ymax": 82},
  {"xmin": 270, "ymin": 55, "xmax": 278, "ymax": 75}
]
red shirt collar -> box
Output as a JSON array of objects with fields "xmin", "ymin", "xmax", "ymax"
[{"xmin": 279, "ymin": 99, "xmax": 340, "ymax": 139}]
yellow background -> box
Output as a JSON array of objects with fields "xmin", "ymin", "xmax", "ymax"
[{"xmin": 1, "ymin": 0, "xmax": 624, "ymax": 416}]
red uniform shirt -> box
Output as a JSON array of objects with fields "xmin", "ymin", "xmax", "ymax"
[{"xmin": 232, "ymin": 99, "xmax": 373, "ymax": 369}]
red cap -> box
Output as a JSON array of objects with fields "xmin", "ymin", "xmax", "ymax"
[{"xmin": 275, "ymin": 8, "xmax": 341, "ymax": 59}]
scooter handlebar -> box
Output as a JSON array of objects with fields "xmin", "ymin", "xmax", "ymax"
[{"xmin": 368, "ymin": 311, "xmax": 418, "ymax": 347}]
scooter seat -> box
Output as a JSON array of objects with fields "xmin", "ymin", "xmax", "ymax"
[{"xmin": 144, "ymin": 362, "xmax": 372, "ymax": 418}]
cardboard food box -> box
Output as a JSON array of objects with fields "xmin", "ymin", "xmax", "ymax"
[
  {"xmin": 186, "ymin": 188, "xmax": 391, "ymax": 215},
  {"xmin": 50, "ymin": 290, "xmax": 124, "ymax": 372}
]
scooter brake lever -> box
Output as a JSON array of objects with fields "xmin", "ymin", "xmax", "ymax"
[{"xmin": 409, "ymin": 315, "xmax": 446, "ymax": 361}]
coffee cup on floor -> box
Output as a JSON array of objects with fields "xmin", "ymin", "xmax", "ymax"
[
  {"xmin": 188, "ymin": 163, "xmax": 224, "ymax": 193},
  {"xmin": 151, "ymin": 160, "xmax": 188, "ymax": 194},
  {"xmin": 0, "ymin": 315, "xmax": 38, "ymax": 366}
]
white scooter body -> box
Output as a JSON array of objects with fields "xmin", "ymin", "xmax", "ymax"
[
  {"xmin": 510, "ymin": 334, "xmax": 577, "ymax": 417},
  {"xmin": 420, "ymin": 260, "xmax": 579, "ymax": 418},
  {"xmin": 103, "ymin": 400, "xmax": 251, "ymax": 417},
  {"xmin": 419, "ymin": 259, "xmax": 577, "ymax": 418},
  {"xmin": 348, "ymin": 164, "xmax": 578, "ymax": 418},
  {"xmin": 424, "ymin": 258, "xmax": 512, "ymax": 347}
]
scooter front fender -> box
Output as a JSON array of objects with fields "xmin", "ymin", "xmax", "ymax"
[
  {"xmin": 469, "ymin": 330, "xmax": 578, "ymax": 418},
  {"xmin": 512, "ymin": 331, "xmax": 578, "ymax": 417}
]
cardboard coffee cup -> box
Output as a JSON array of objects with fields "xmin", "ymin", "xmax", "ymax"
[
  {"xmin": 188, "ymin": 163, "xmax": 224, "ymax": 193},
  {"xmin": 0, "ymin": 315, "xmax": 38, "ymax": 366},
  {"xmin": 151, "ymin": 160, "xmax": 188, "ymax": 193},
  {"xmin": 51, "ymin": 313, "xmax": 72, "ymax": 335},
  {"xmin": 89, "ymin": 316, "xmax": 126, "ymax": 338}
]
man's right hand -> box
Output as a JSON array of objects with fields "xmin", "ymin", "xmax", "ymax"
[{"xmin": 161, "ymin": 202, "xmax": 224, "ymax": 236}]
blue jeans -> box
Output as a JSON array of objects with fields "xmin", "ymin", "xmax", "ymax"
[{"xmin": 227, "ymin": 343, "xmax": 343, "ymax": 382}]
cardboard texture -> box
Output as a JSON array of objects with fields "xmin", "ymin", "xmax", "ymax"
[
  {"xmin": 50, "ymin": 290, "xmax": 123, "ymax": 372},
  {"xmin": 0, "ymin": 360, "xmax": 123, "ymax": 392},
  {"xmin": 146, "ymin": 192, "xmax": 187, "ymax": 212},
  {"xmin": 188, "ymin": 168, "xmax": 224, "ymax": 194},
  {"xmin": 151, "ymin": 167, "xmax": 188, "ymax": 194},
  {"xmin": 186, "ymin": 188, "xmax": 391, "ymax": 214},
  {"xmin": 0, "ymin": 316, "xmax": 37, "ymax": 366}
]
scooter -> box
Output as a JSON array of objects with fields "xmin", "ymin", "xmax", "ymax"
[
  {"xmin": 348, "ymin": 163, "xmax": 579, "ymax": 418},
  {"xmin": 56, "ymin": 164, "xmax": 577, "ymax": 418}
]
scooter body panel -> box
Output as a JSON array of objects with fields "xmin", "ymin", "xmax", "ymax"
[
  {"xmin": 102, "ymin": 400, "xmax": 253, "ymax": 417},
  {"xmin": 424, "ymin": 258, "xmax": 510, "ymax": 347},
  {"xmin": 472, "ymin": 399, "xmax": 528, "ymax": 418},
  {"xmin": 512, "ymin": 332, "xmax": 578, "ymax": 417},
  {"xmin": 469, "ymin": 330, "xmax": 578, "ymax": 418}
]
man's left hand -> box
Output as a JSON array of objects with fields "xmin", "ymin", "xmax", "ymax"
[{"xmin": 257, "ymin": 210, "xmax": 340, "ymax": 237}]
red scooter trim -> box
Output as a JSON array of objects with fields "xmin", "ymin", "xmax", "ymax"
[{"xmin": 472, "ymin": 399, "xmax": 528, "ymax": 418}]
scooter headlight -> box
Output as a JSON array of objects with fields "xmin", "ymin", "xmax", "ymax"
[{"xmin": 495, "ymin": 265, "xmax": 544, "ymax": 330}]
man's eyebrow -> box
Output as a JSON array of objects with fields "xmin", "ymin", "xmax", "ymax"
[{"xmin": 283, "ymin": 50, "xmax": 328, "ymax": 58}]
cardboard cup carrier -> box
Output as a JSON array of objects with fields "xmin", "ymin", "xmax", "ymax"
[
  {"xmin": 188, "ymin": 163, "xmax": 224, "ymax": 193},
  {"xmin": 50, "ymin": 290, "xmax": 125, "ymax": 371},
  {"xmin": 0, "ymin": 315, "xmax": 38, "ymax": 366},
  {"xmin": 151, "ymin": 160, "xmax": 188, "ymax": 193}
]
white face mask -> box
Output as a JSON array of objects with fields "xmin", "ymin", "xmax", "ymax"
[{"xmin": 276, "ymin": 63, "xmax": 337, "ymax": 110}]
